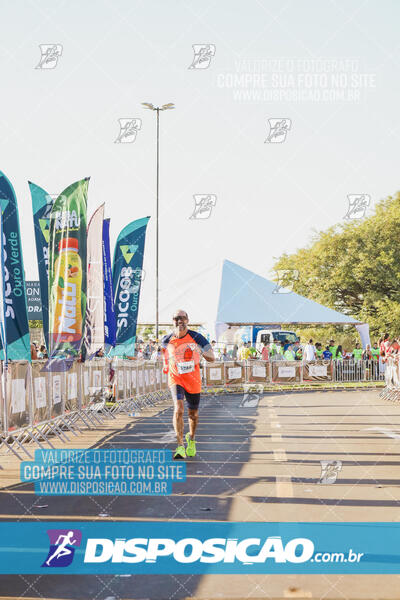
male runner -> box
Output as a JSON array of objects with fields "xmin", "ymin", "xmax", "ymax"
[{"xmin": 162, "ymin": 310, "xmax": 215, "ymax": 459}]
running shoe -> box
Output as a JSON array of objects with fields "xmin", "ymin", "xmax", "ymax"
[
  {"xmin": 173, "ymin": 445, "xmax": 186, "ymax": 460},
  {"xmin": 185, "ymin": 432, "xmax": 197, "ymax": 457}
]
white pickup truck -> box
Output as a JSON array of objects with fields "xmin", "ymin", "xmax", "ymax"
[{"xmin": 255, "ymin": 329, "xmax": 299, "ymax": 353}]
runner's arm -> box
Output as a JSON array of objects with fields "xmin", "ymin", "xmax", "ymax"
[
  {"xmin": 202, "ymin": 347, "xmax": 215, "ymax": 362},
  {"xmin": 161, "ymin": 334, "xmax": 172, "ymax": 373},
  {"xmin": 190, "ymin": 331, "xmax": 216, "ymax": 363}
]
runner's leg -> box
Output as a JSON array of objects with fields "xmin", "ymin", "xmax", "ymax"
[
  {"xmin": 170, "ymin": 385, "xmax": 185, "ymax": 446},
  {"xmin": 184, "ymin": 390, "xmax": 200, "ymax": 440},
  {"xmin": 188, "ymin": 408, "xmax": 199, "ymax": 440},
  {"xmin": 184, "ymin": 390, "xmax": 200, "ymax": 457}
]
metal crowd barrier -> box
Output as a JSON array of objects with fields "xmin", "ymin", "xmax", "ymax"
[
  {"xmin": 202, "ymin": 358, "xmax": 384, "ymax": 389},
  {"xmin": 334, "ymin": 359, "xmax": 384, "ymax": 382},
  {"xmin": 380, "ymin": 356, "xmax": 400, "ymax": 402},
  {"xmin": 0, "ymin": 358, "xmax": 170, "ymax": 460},
  {"xmin": 0, "ymin": 355, "xmax": 385, "ymax": 460}
]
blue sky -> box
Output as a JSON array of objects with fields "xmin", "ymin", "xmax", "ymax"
[{"xmin": 1, "ymin": 0, "xmax": 399, "ymax": 322}]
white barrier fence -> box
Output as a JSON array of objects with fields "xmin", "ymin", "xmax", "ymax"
[
  {"xmin": 381, "ymin": 356, "xmax": 400, "ymax": 402},
  {"xmin": 202, "ymin": 359, "xmax": 384, "ymax": 388},
  {"xmin": 0, "ymin": 357, "xmax": 384, "ymax": 460},
  {"xmin": 0, "ymin": 359, "xmax": 169, "ymax": 460}
]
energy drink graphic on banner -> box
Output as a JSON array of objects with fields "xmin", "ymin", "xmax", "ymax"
[
  {"xmin": 112, "ymin": 216, "xmax": 150, "ymax": 357},
  {"xmin": 0, "ymin": 171, "xmax": 30, "ymax": 361},
  {"xmin": 48, "ymin": 178, "xmax": 88, "ymax": 359},
  {"xmin": 29, "ymin": 181, "xmax": 53, "ymax": 352},
  {"xmin": 102, "ymin": 218, "xmax": 116, "ymax": 351},
  {"xmin": 84, "ymin": 204, "xmax": 105, "ymax": 357}
]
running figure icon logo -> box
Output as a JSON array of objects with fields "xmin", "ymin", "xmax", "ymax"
[
  {"xmin": 265, "ymin": 118, "xmax": 291, "ymax": 143},
  {"xmin": 189, "ymin": 195, "xmax": 217, "ymax": 219},
  {"xmin": 114, "ymin": 118, "xmax": 142, "ymax": 143},
  {"xmin": 272, "ymin": 269, "xmax": 299, "ymax": 294},
  {"xmin": 42, "ymin": 529, "xmax": 82, "ymax": 567},
  {"xmin": 188, "ymin": 44, "xmax": 216, "ymax": 69},
  {"xmin": 35, "ymin": 44, "xmax": 63, "ymax": 69},
  {"xmin": 240, "ymin": 384, "xmax": 264, "ymax": 408},
  {"xmin": 344, "ymin": 194, "xmax": 370, "ymax": 220},
  {"xmin": 318, "ymin": 460, "xmax": 342, "ymax": 484}
]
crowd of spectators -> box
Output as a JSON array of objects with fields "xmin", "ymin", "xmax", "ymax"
[
  {"xmin": 31, "ymin": 332, "xmax": 398, "ymax": 364},
  {"xmin": 30, "ymin": 342, "xmax": 48, "ymax": 360},
  {"xmin": 211, "ymin": 337, "xmax": 389, "ymax": 363},
  {"xmin": 377, "ymin": 333, "xmax": 400, "ymax": 362},
  {"xmin": 132, "ymin": 335, "xmax": 398, "ymax": 365},
  {"xmin": 134, "ymin": 340, "xmax": 162, "ymax": 360}
]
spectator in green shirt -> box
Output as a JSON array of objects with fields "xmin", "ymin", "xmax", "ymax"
[
  {"xmin": 295, "ymin": 346, "xmax": 303, "ymax": 360},
  {"xmin": 336, "ymin": 344, "xmax": 343, "ymax": 360},
  {"xmin": 315, "ymin": 343, "xmax": 323, "ymax": 359},
  {"xmin": 269, "ymin": 341, "xmax": 278, "ymax": 357},
  {"xmin": 371, "ymin": 343, "xmax": 380, "ymax": 361},
  {"xmin": 284, "ymin": 345, "xmax": 296, "ymax": 360},
  {"xmin": 352, "ymin": 343, "xmax": 363, "ymax": 361},
  {"xmin": 248, "ymin": 343, "xmax": 258, "ymax": 359},
  {"xmin": 329, "ymin": 339, "xmax": 338, "ymax": 359}
]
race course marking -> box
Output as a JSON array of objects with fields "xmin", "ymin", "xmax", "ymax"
[
  {"xmin": 365, "ymin": 427, "xmax": 400, "ymax": 439},
  {"xmin": 275, "ymin": 476, "xmax": 294, "ymax": 498},
  {"xmin": 273, "ymin": 449, "xmax": 287, "ymax": 462}
]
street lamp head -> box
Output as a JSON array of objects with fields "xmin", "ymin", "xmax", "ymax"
[{"xmin": 142, "ymin": 102, "xmax": 175, "ymax": 111}]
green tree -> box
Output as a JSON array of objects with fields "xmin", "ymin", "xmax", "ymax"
[
  {"xmin": 136, "ymin": 326, "xmax": 169, "ymax": 341},
  {"xmin": 272, "ymin": 191, "xmax": 400, "ymax": 339}
]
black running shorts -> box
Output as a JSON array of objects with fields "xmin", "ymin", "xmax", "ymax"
[{"xmin": 169, "ymin": 384, "xmax": 200, "ymax": 410}]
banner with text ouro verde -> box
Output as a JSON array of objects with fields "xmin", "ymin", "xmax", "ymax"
[
  {"xmin": 48, "ymin": 178, "xmax": 89, "ymax": 360},
  {"xmin": 112, "ymin": 216, "xmax": 150, "ymax": 357},
  {"xmin": 102, "ymin": 218, "xmax": 116, "ymax": 351},
  {"xmin": 0, "ymin": 171, "xmax": 30, "ymax": 361},
  {"xmin": 0, "ymin": 210, "xmax": 7, "ymax": 358},
  {"xmin": 29, "ymin": 181, "xmax": 54, "ymax": 352}
]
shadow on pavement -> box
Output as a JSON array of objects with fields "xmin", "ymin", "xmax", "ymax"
[{"xmin": 0, "ymin": 393, "xmax": 261, "ymax": 599}]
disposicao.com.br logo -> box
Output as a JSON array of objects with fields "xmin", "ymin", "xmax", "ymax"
[
  {"xmin": 40, "ymin": 532, "xmax": 364, "ymax": 570},
  {"xmin": 83, "ymin": 536, "xmax": 338, "ymax": 565},
  {"xmin": 0, "ymin": 521, "xmax": 379, "ymax": 574}
]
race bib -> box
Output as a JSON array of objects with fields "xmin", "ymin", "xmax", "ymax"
[{"xmin": 177, "ymin": 360, "xmax": 195, "ymax": 374}]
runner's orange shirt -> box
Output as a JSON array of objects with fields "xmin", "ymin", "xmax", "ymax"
[{"xmin": 161, "ymin": 330, "xmax": 211, "ymax": 393}]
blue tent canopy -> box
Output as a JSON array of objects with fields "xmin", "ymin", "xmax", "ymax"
[{"xmin": 217, "ymin": 260, "xmax": 360, "ymax": 325}]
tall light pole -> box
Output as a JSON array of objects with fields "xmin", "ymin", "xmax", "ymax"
[{"xmin": 142, "ymin": 102, "xmax": 175, "ymax": 340}]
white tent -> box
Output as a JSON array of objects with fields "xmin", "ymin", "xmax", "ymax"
[
  {"xmin": 138, "ymin": 259, "xmax": 361, "ymax": 339},
  {"xmin": 138, "ymin": 261, "xmax": 223, "ymax": 332}
]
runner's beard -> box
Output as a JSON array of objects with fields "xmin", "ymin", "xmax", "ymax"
[{"xmin": 174, "ymin": 323, "xmax": 187, "ymax": 337}]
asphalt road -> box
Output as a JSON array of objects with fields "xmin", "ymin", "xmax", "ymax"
[{"xmin": 1, "ymin": 388, "xmax": 400, "ymax": 599}]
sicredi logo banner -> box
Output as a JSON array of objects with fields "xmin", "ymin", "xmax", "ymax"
[
  {"xmin": 120, "ymin": 244, "xmax": 138, "ymax": 264},
  {"xmin": 0, "ymin": 522, "xmax": 397, "ymax": 574},
  {"xmin": 39, "ymin": 217, "xmax": 50, "ymax": 243},
  {"xmin": 0, "ymin": 197, "xmax": 9, "ymax": 214}
]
